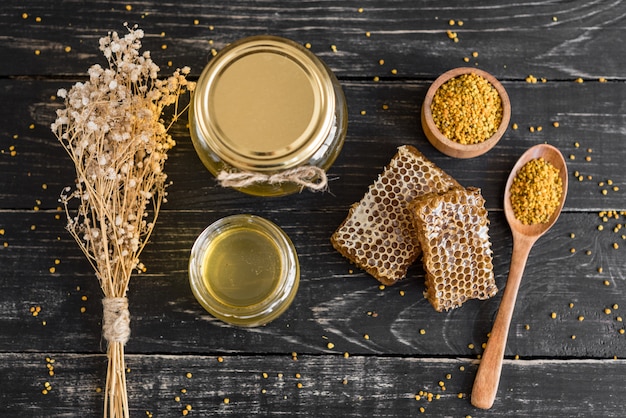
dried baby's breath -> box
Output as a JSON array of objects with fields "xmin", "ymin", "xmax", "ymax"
[{"xmin": 51, "ymin": 24, "xmax": 194, "ymax": 418}]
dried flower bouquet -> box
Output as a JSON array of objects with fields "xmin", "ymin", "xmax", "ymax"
[{"xmin": 51, "ymin": 24, "xmax": 194, "ymax": 418}]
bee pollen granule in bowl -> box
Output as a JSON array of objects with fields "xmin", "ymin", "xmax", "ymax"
[
  {"xmin": 422, "ymin": 68, "xmax": 510, "ymax": 158},
  {"xmin": 411, "ymin": 187, "xmax": 498, "ymax": 312},
  {"xmin": 509, "ymin": 157, "xmax": 563, "ymax": 225},
  {"xmin": 331, "ymin": 145, "xmax": 459, "ymax": 285}
]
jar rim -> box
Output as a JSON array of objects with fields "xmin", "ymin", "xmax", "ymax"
[
  {"xmin": 193, "ymin": 35, "xmax": 336, "ymax": 172},
  {"xmin": 189, "ymin": 214, "xmax": 300, "ymax": 327}
]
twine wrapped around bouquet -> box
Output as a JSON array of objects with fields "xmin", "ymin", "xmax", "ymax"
[{"xmin": 51, "ymin": 24, "xmax": 194, "ymax": 418}]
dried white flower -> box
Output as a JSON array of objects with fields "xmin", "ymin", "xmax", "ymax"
[{"xmin": 51, "ymin": 24, "xmax": 195, "ymax": 418}]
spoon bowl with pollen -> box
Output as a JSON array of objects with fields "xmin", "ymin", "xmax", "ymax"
[{"xmin": 471, "ymin": 143, "xmax": 568, "ymax": 409}]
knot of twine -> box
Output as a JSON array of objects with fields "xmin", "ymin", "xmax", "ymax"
[
  {"xmin": 102, "ymin": 297, "xmax": 131, "ymax": 345},
  {"xmin": 216, "ymin": 166, "xmax": 328, "ymax": 192}
]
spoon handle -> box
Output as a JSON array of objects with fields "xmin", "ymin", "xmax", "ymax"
[{"xmin": 471, "ymin": 233, "xmax": 535, "ymax": 409}]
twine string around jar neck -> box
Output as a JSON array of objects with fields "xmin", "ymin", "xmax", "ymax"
[
  {"xmin": 216, "ymin": 165, "xmax": 328, "ymax": 192},
  {"xmin": 102, "ymin": 297, "xmax": 131, "ymax": 344}
]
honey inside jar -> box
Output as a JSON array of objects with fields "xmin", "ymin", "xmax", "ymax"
[
  {"xmin": 189, "ymin": 214, "xmax": 300, "ymax": 327},
  {"xmin": 202, "ymin": 226, "xmax": 282, "ymax": 308},
  {"xmin": 189, "ymin": 35, "xmax": 347, "ymax": 196}
]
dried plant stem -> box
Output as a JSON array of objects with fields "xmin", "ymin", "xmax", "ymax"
[
  {"xmin": 105, "ymin": 342, "xmax": 129, "ymax": 418},
  {"xmin": 51, "ymin": 24, "xmax": 194, "ymax": 418}
]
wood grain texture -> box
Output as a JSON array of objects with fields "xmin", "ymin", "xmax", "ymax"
[
  {"xmin": 2, "ymin": 0, "xmax": 626, "ymax": 79},
  {"xmin": 1, "ymin": 79, "xmax": 625, "ymax": 211},
  {"xmin": 2, "ymin": 353, "xmax": 626, "ymax": 417},
  {"xmin": 1, "ymin": 210, "xmax": 625, "ymax": 358}
]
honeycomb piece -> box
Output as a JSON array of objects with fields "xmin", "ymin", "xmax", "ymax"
[
  {"xmin": 331, "ymin": 145, "xmax": 460, "ymax": 285},
  {"xmin": 411, "ymin": 187, "xmax": 497, "ymax": 311}
]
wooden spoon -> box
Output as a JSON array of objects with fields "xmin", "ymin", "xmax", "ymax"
[{"xmin": 471, "ymin": 144, "xmax": 568, "ymax": 409}]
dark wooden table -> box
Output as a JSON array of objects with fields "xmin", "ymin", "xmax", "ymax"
[{"xmin": 2, "ymin": 1, "xmax": 626, "ymax": 416}]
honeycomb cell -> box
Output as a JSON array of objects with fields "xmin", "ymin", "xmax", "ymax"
[
  {"xmin": 331, "ymin": 145, "xmax": 459, "ymax": 285},
  {"xmin": 411, "ymin": 187, "xmax": 498, "ymax": 311}
]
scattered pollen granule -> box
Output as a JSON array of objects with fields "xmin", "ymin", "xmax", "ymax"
[
  {"xmin": 446, "ymin": 30, "xmax": 458, "ymax": 42},
  {"xmin": 526, "ymin": 75, "xmax": 538, "ymax": 83},
  {"xmin": 431, "ymin": 73, "xmax": 503, "ymax": 145},
  {"xmin": 510, "ymin": 158, "xmax": 563, "ymax": 225}
]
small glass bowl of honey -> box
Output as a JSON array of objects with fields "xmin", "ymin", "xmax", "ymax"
[{"xmin": 189, "ymin": 214, "xmax": 300, "ymax": 327}]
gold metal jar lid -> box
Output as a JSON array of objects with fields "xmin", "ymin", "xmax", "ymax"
[{"xmin": 193, "ymin": 35, "xmax": 337, "ymax": 172}]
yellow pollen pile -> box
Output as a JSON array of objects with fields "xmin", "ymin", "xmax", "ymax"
[
  {"xmin": 431, "ymin": 73, "xmax": 503, "ymax": 145},
  {"xmin": 510, "ymin": 158, "xmax": 563, "ymax": 225}
]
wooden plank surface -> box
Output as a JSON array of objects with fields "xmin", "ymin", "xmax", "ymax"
[
  {"xmin": 1, "ymin": 79, "xmax": 625, "ymax": 211},
  {"xmin": 3, "ymin": 353, "xmax": 626, "ymax": 417},
  {"xmin": 2, "ymin": 1, "xmax": 626, "ymax": 79},
  {"xmin": 2, "ymin": 209, "xmax": 625, "ymax": 358},
  {"xmin": 1, "ymin": 0, "xmax": 626, "ymax": 416}
]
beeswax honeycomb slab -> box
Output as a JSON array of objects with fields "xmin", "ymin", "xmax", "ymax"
[
  {"xmin": 411, "ymin": 187, "xmax": 498, "ymax": 311},
  {"xmin": 331, "ymin": 145, "xmax": 460, "ymax": 285}
]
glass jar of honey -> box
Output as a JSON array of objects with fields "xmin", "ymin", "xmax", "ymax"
[
  {"xmin": 188, "ymin": 214, "xmax": 300, "ymax": 327},
  {"xmin": 189, "ymin": 35, "xmax": 347, "ymax": 196}
]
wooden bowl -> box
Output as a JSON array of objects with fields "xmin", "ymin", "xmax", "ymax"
[{"xmin": 421, "ymin": 67, "xmax": 511, "ymax": 159}]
